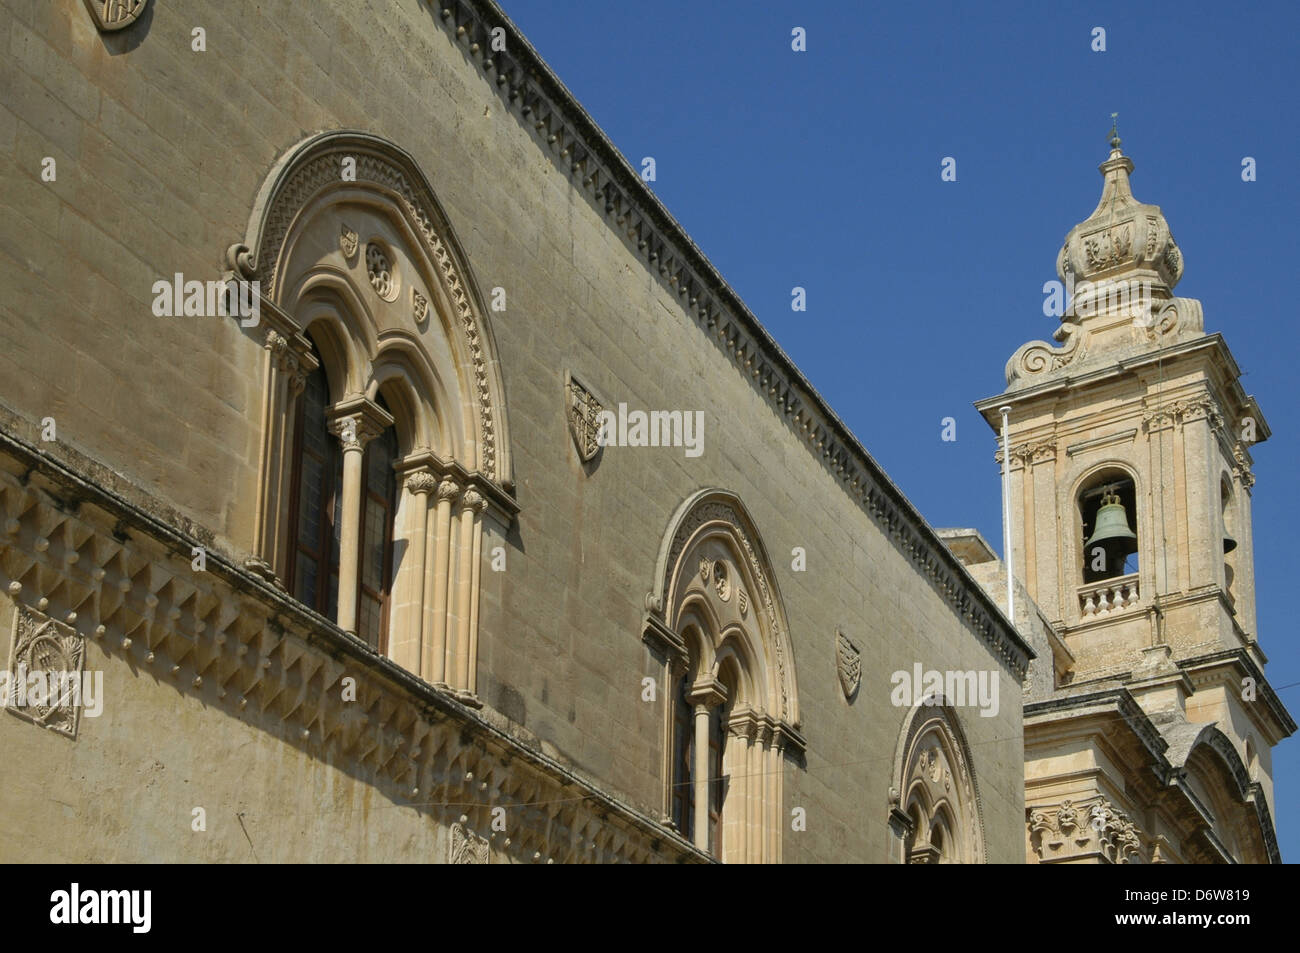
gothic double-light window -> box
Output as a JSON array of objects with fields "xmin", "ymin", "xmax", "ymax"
[
  {"xmin": 644, "ymin": 490, "xmax": 804, "ymax": 863},
  {"xmin": 238, "ymin": 131, "xmax": 514, "ymax": 696},
  {"xmin": 890, "ymin": 702, "xmax": 985, "ymax": 864}
]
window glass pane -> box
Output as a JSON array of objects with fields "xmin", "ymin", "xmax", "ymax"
[
  {"xmin": 358, "ymin": 594, "xmax": 381, "ymax": 650},
  {"xmin": 297, "ymin": 455, "xmax": 323, "ymax": 551},
  {"xmin": 363, "ymin": 497, "xmax": 386, "ymax": 591},
  {"xmin": 294, "ymin": 555, "xmax": 318, "ymax": 608},
  {"xmin": 330, "ymin": 453, "xmax": 343, "ymax": 565}
]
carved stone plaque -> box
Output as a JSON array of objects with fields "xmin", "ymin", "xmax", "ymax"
[
  {"xmin": 84, "ymin": 0, "xmax": 148, "ymax": 31},
  {"xmin": 835, "ymin": 629, "xmax": 860, "ymax": 700},
  {"xmin": 6, "ymin": 604, "xmax": 86, "ymax": 738},
  {"xmin": 340, "ymin": 223, "xmax": 359, "ymax": 260},
  {"xmin": 566, "ymin": 372, "xmax": 604, "ymax": 463}
]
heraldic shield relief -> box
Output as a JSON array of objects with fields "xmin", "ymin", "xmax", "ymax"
[
  {"xmin": 566, "ymin": 372, "xmax": 605, "ymax": 463},
  {"xmin": 84, "ymin": 0, "xmax": 149, "ymax": 31},
  {"xmin": 836, "ymin": 629, "xmax": 861, "ymax": 700}
]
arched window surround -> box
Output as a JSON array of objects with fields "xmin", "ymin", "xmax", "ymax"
[
  {"xmin": 643, "ymin": 489, "xmax": 804, "ymax": 863},
  {"xmin": 229, "ymin": 131, "xmax": 517, "ymax": 702},
  {"xmin": 888, "ymin": 697, "xmax": 985, "ymax": 864},
  {"xmin": 1066, "ymin": 460, "xmax": 1145, "ymax": 622}
]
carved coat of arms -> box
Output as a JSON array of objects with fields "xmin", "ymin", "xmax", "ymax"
[
  {"xmin": 340, "ymin": 224, "xmax": 360, "ymax": 260},
  {"xmin": 565, "ymin": 372, "xmax": 604, "ymax": 463},
  {"xmin": 835, "ymin": 629, "xmax": 860, "ymax": 700},
  {"xmin": 7, "ymin": 605, "xmax": 87, "ymax": 738},
  {"xmin": 84, "ymin": 0, "xmax": 149, "ymax": 31}
]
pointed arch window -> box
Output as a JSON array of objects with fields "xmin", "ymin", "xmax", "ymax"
[
  {"xmin": 890, "ymin": 700, "xmax": 985, "ymax": 864},
  {"xmin": 239, "ymin": 130, "xmax": 518, "ymax": 694},
  {"xmin": 644, "ymin": 489, "xmax": 804, "ymax": 863}
]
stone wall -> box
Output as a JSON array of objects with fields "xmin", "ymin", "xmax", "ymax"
[{"xmin": 0, "ymin": 0, "xmax": 1028, "ymax": 861}]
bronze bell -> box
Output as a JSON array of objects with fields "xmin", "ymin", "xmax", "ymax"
[
  {"xmin": 1085, "ymin": 487, "xmax": 1138, "ymax": 572},
  {"xmin": 1221, "ymin": 511, "xmax": 1238, "ymax": 554}
]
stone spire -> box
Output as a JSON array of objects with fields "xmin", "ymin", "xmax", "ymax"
[
  {"xmin": 1001, "ymin": 122, "xmax": 1205, "ymax": 389},
  {"xmin": 1056, "ymin": 121, "xmax": 1183, "ymax": 298}
]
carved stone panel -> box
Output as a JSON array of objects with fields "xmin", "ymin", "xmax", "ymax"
[
  {"xmin": 565, "ymin": 372, "xmax": 604, "ymax": 463},
  {"xmin": 836, "ymin": 629, "xmax": 860, "ymax": 700},
  {"xmin": 5, "ymin": 604, "xmax": 87, "ymax": 739}
]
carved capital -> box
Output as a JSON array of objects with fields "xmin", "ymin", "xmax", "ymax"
[
  {"xmin": 327, "ymin": 397, "xmax": 393, "ymax": 452},
  {"xmin": 1232, "ymin": 444, "xmax": 1256, "ymax": 489},
  {"xmin": 405, "ymin": 472, "xmax": 439, "ymax": 495},
  {"xmin": 435, "ymin": 478, "xmax": 463, "ymax": 504},
  {"xmin": 459, "ymin": 488, "xmax": 487, "ymax": 515},
  {"xmin": 1027, "ymin": 796, "xmax": 1144, "ymax": 863}
]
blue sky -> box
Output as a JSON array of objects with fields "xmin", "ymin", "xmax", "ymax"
[{"xmin": 499, "ymin": 0, "xmax": 1300, "ymax": 858}]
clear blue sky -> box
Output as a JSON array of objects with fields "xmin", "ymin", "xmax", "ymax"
[{"xmin": 500, "ymin": 0, "xmax": 1299, "ymax": 859}]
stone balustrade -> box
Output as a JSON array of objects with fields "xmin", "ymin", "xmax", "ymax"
[{"xmin": 1078, "ymin": 573, "xmax": 1140, "ymax": 617}]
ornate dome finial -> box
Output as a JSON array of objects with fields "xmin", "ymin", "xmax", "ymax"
[{"xmin": 1054, "ymin": 124, "xmax": 1183, "ymax": 296}]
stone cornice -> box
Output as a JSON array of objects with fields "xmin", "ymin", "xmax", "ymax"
[
  {"xmin": 1025, "ymin": 687, "xmax": 1170, "ymax": 765},
  {"xmin": 1179, "ymin": 649, "xmax": 1296, "ymax": 739},
  {"xmin": 431, "ymin": 0, "xmax": 1031, "ymax": 681},
  {"xmin": 0, "ymin": 416, "xmax": 704, "ymax": 864},
  {"xmin": 977, "ymin": 334, "xmax": 1271, "ymax": 445}
]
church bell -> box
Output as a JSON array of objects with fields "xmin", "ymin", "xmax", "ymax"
[
  {"xmin": 1221, "ymin": 512, "xmax": 1238, "ymax": 554},
  {"xmin": 1085, "ymin": 487, "xmax": 1138, "ymax": 571}
]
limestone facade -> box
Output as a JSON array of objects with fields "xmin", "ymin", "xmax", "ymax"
[{"xmin": 0, "ymin": 0, "xmax": 1031, "ymax": 862}]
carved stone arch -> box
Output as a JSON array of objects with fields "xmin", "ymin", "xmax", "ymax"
[
  {"xmin": 1176, "ymin": 725, "xmax": 1278, "ymax": 863},
  {"xmin": 234, "ymin": 131, "xmax": 517, "ymax": 699},
  {"xmin": 297, "ymin": 303, "xmax": 366, "ymax": 402},
  {"xmin": 230, "ymin": 130, "xmax": 513, "ymax": 487},
  {"xmin": 649, "ymin": 488, "xmax": 801, "ymax": 730},
  {"xmin": 891, "ymin": 698, "xmax": 986, "ymax": 864},
  {"xmin": 1066, "ymin": 459, "xmax": 1144, "ymax": 597}
]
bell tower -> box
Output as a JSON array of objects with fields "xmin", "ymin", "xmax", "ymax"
[{"xmin": 974, "ymin": 124, "xmax": 1294, "ymax": 862}]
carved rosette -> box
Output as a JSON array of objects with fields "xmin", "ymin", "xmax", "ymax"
[
  {"xmin": 835, "ymin": 630, "xmax": 860, "ymax": 700},
  {"xmin": 6, "ymin": 604, "xmax": 87, "ymax": 738},
  {"xmin": 83, "ymin": 0, "xmax": 148, "ymax": 31},
  {"xmin": 566, "ymin": 373, "xmax": 604, "ymax": 462}
]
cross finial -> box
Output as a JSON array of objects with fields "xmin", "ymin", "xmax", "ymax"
[{"xmin": 1108, "ymin": 113, "xmax": 1122, "ymax": 151}]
